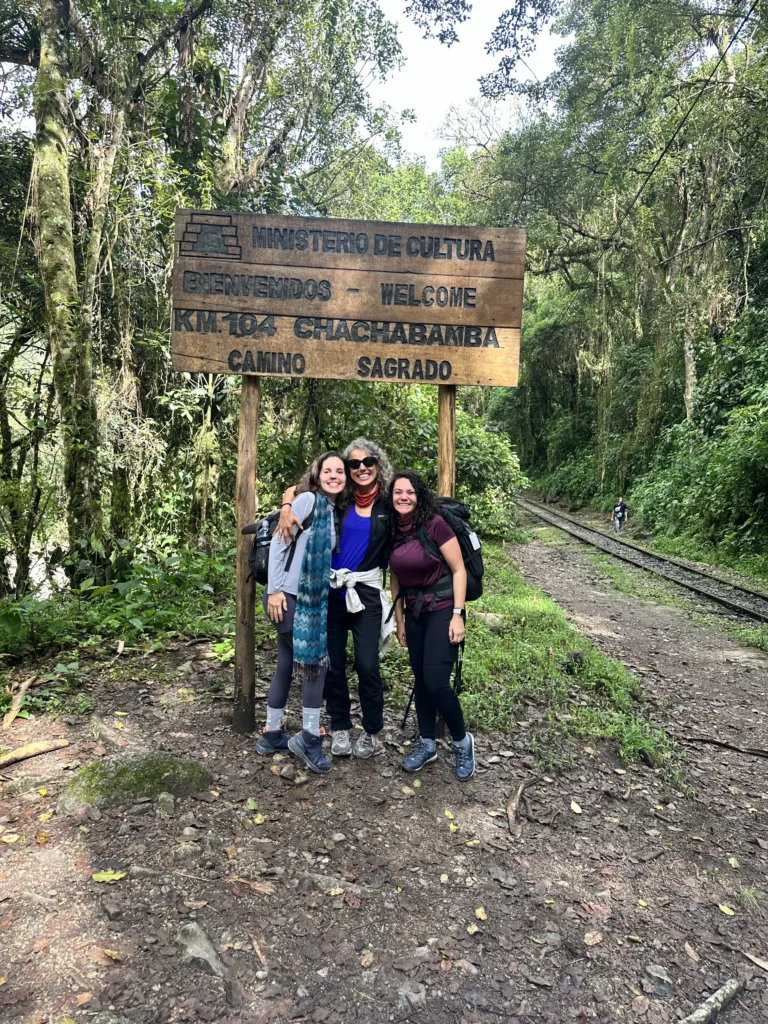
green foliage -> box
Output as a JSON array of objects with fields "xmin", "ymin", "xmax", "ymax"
[
  {"xmin": 449, "ymin": 545, "xmax": 671, "ymax": 768},
  {"xmin": 464, "ymin": 4, "xmax": 768, "ymax": 568},
  {"xmin": 0, "ymin": 662, "xmax": 92, "ymax": 719},
  {"xmin": 0, "ymin": 548, "xmax": 235, "ymax": 658}
]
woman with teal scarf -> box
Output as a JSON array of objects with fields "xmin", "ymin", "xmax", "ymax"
[{"xmin": 258, "ymin": 452, "xmax": 350, "ymax": 773}]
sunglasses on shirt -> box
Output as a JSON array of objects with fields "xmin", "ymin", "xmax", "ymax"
[{"xmin": 347, "ymin": 456, "xmax": 378, "ymax": 470}]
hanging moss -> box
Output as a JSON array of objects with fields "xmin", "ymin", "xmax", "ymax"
[{"xmin": 59, "ymin": 753, "xmax": 213, "ymax": 812}]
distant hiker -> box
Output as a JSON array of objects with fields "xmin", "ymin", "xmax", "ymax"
[
  {"xmin": 611, "ymin": 497, "xmax": 628, "ymax": 535},
  {"xmin": 276, "ymin": 439, "xmax": 394, "ymax": 760},
  {"xmin": 257, "ymin": 451, "xmax": 350, "ymax": 774},
  {"xmin": 388, "ymin": 471, "xmax": 475, "ymax": 781}
]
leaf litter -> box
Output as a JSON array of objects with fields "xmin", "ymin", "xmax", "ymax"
[{"xmin": 4, "ymin": 590, "xmax": 768, "ymax": 1024}]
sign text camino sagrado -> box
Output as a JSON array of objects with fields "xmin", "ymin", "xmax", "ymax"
[{"xmin": 171, "ymin": 211, "xmax": 524, "ymax": 387}]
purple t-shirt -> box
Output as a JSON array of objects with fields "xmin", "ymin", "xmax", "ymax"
[{"xmin": 390, "ymin": 514, "xmax": 456, "ymax": 612}]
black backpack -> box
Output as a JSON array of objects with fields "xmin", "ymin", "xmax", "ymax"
[
  {"xmin": 434, "ymin": 497, "xmax": 484, "ymax": 601},
  {"xmin": 242, "ymin": 503, "xmax": 316, "ymax": 586},
  {"xmin": 393, "ymin": 497, "xmax": 484, "ymax": 616}
]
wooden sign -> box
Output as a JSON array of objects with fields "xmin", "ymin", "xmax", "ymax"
[{"xmin": 172, "ymin": 212, "xmax": 524, "ymax": 387}]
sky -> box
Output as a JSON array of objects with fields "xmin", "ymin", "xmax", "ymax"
[{"xmin": 369, "ymin": 1, "xmax": 561, "ymax": 168}]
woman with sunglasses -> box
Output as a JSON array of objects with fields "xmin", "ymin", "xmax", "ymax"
[{"xmin": 277, "ymin": 439, "xmax": 393, "ymax": 758}]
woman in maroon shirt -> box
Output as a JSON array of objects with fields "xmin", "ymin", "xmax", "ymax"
[{"xmin": 388, "ymin": 471, "xmax": 475, "ymax": 780}]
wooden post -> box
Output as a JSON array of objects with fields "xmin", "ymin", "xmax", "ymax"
[
  {"xmin": 233, "ymin": 375, "xmax": 260, "ymax": 733},
  {"xmin": 438, "ymin": 384, "xmax": 456, "ymax": 497}
]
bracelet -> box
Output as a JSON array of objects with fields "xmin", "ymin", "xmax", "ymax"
[{"xmin": 281, "ymin": 502, "xmax": 292, "ymax": 507}]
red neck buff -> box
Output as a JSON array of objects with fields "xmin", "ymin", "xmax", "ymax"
[{"xmin": 354, "ymin": 482, "xmax": 380, "ymax": 508}]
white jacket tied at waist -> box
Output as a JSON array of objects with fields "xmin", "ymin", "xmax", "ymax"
[{"xmin": 328, "ymin": 567, "xmax": 395, "ymax": 652}]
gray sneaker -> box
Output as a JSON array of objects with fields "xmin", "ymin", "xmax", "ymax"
[
  {"xmin": 331, "ymin": 730, "xmax": 352, "ymax": 756},
  {"xmin": 353, "ymin": 731, "xmax": 379, "ymax": 759}
]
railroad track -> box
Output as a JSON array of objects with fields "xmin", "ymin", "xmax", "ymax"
[{"xmin": 515, "ymin": 496, "xmax": 768, "ymax": 625}]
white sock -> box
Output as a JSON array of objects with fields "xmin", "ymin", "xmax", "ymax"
[
  {"xmin": 265, "ymin": 706, "xmax": 284, "ymax": 731},
  {"xmin": 303, "ymin": 707, "xmax": 321, "ymax": 735}
]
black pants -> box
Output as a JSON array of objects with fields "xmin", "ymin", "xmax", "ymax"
[
  {"xmin": 324, "ymin": 585, "xmax": 384, "ymax": 734},
  {"xmin": 405, "ymin": 605, "xmax": 465, "ymax": 742},
  {"xmin": 262, "ymin": 592, "xmax": 325, "ymax": 710}
]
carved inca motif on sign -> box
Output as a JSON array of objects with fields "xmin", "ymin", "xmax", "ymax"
[{"xmin": 180, "ymin": 213, "xmax": 241, "ymax": 260}]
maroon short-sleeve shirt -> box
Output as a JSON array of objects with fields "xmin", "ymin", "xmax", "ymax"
[{"xmin": 389, "ymin": 514, "xmax": 456, "ymax": 612}]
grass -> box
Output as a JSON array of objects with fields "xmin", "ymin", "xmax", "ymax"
[
  {"xmin": 736, "ymin": 886, "xmax": 765, "ymax": 914},
  {"xmin": 721, "ymin": 622, "xmax": 768, "ymax": 654},
  {"xmin": 1, "ymin": 538, "xmax": 674, "ymax": 775},
  {"xmin": 586, "ymin": 551, "xmax": 694, "ymax": 611},
  {"xmin": 528, "ymin": 525, "xmax": 569, "ymax": 547},
  {"xmin": 586, "ymin": 545, "xmax": 768, "ymax": 655},
  {"xmin": 648, "ymin": 534, "xmax": 768, "ymax": 589},
  {"xmin": 377, "ymin": 543, "xmax": 674, "ymax": 772}
]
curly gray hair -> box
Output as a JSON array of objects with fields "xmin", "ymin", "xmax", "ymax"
[{"xmin": 343, "ymin": 438, "xmax": 393, "ymax": 489}]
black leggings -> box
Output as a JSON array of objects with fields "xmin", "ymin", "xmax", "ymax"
[
  {"xmin": 405, "ymin": 605, "xmax": 465, "ymax": 742},
  {"xmin": 263, "ymin": 592, "xmax": 325, "ymax": 710}
]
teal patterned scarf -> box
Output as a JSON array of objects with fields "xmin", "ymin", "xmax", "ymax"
[{"xmin": 293, "ymin": 492, "xmax": 332, "ymax": 681}]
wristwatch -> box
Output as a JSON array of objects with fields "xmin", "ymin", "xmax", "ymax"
[{"xmin": 453, "ymin": 607, "xmax": 464, "ymax": 616}]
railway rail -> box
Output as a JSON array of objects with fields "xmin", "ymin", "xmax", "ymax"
[{"xmin": 516, "ymin": 495, "xmax": 768, "ymax": 625}]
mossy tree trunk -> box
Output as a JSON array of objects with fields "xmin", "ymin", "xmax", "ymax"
[{"xmin": 34, "ymin": 0, "xmax": 103, "ymax": 577}]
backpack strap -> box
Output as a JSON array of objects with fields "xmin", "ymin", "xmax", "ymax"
[
  {"xmin": 394, "ymin": 526, "xmax": 443, "ymax": 563},
  {"xmin": 284, "ymin": 498, "xmax": 317, "ymax": 574}
]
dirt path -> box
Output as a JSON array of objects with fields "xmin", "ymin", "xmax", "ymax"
[{"xmin": 2, "ymin": 542, "xmax": 768, "ymax": 1024}]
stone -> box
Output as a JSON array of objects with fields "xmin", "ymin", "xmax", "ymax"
[
  {"xmin": 398, "ymin": 980, "xmax": 427, "ymax": 1009},
  {"xmin": 103, "ymin": 902, "xmax": 123, "ymax": 921},
  {"xmin": 128, "ymin": 865, "xmax": 163, "ymax": 879},
  {"xmin": 280, "ymin": 764, "xmax": 296, "ymax": 781},
  {"xmin": 473, "ymin": 612, "xmax": 505, "ymax": 631},
  {"xmin": 199, "ymin": 833, "xmax": 224, "ymax": 855},
  {"xmin": 129, "ymin": 802, "xmax": 153, "ymax": 815},
  {"xmin": 643, "ymin": 965, "xmax": 676, "ymax": 997},
  {"xmin": 331, "ymin": 833, "xmax": 347, "ymax": 844},
  {"xmin": 172, "ymin": 842, "xmax": 203, "ymax": 864},
  {"xmin": 464, "ymin": 991, "xmax": 490, "ymax": 1007},
  {"xmin": 58, "ymin": 753, "xmax": 213, "ymax": 814},
  {"xmin": 156, "ymin": 792, "xmax": 175, "ymax": 815},
  {"xmin": 176, "ymin": 922, "xmax": 227, "ymax": 978}
]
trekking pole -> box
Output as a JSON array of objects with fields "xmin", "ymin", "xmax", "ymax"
[
  {"xmin": 453, "ymin": 639, "xmax": 465, "ymax": 696},
  {"xmin": 401, "ymin": 686, "xmax": 416, "ymax": 729}
]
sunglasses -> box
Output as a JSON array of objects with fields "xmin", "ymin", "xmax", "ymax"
[{"xmin": 347, "ymin": 456, "xmax": 378, "ymax": 470}]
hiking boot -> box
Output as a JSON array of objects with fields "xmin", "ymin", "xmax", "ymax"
[
  {"xmin": 288, "ymin": 730, "xmax": 331, "ymax": 774},
  {"xmin": 452, "ymin": 732, "xmax": 475, "ymax": 781},
  {"xmin": 403, "ymin": 739, "xmax": 438, "ymax": 773},
  {"xmin": 255, "ymin": 727, "xmax": 289, "ymax": 755},
  {"xmin": 331, "ymin": 729, "xmax": 352, "ymax": 757},
  {"xmin": 352, "ymin": 731, "xmax": 379, "ymax": 759}
]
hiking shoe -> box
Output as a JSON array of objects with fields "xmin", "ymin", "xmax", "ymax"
[
  {"xmin": 352, "ymin": 731, "xmax": 379, "ymax": 759},
  {"xmin": 331, "ymin": 729, "xmax": 352, "ymax": 757},
  {"xmin": 403, "ymin": 739, "xmax": 438, "ymax": 773},
  {"xmin": 452, "ymin": 732, "xmax": 475, "ymax": 781},
  {"xmin": 255, "ymin": 727, "xmax": 289, "ymax": 755},
  {"xmin": 288, "ymin": 730, "xmax": 331, "ymax": 774}
]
